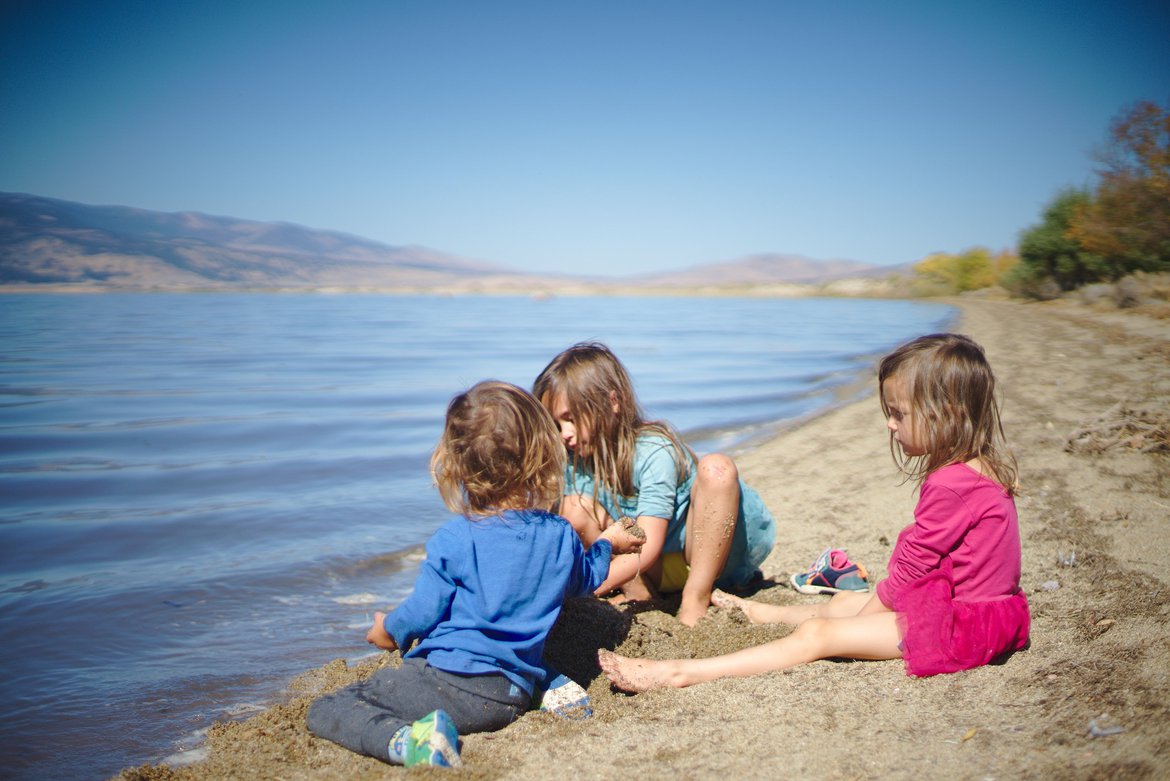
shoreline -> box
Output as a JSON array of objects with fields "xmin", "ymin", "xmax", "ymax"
[
  {"xmin": 0, "ymin": 279, "xmax": 903, "ymax": 298},
  {"xmin": 115, "ymin": 297, "xmax": 1170, "ymax": 780}
]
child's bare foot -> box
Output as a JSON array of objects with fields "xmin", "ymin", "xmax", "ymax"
[
  {"xmin": 597, "ymin": 649, "xmax": 677, "ymax": 692},
  {"xmin": 710, "ymin": 589, "xmax": 741, "ymax": 610},
  {"xmin": 710, "ymin": 589, "xmax": 769, "ymax": 624},
  {"xmin": 676, "ymin": 600, "xmax": 708, "ymax": 627}
]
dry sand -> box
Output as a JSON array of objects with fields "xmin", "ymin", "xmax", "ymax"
[{"xmin": 115, "ymin": 297, "xmax": 1170, "ymax": 781}]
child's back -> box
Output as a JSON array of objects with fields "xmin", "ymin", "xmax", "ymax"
[{"xmin": 392, "ymin": 507, "xmax": 613, "ymax": 691}]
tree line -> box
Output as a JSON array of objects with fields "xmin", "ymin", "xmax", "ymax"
[{"xmin": 910, "ymin": 100, "xmax": 1169, "ymax": 299}]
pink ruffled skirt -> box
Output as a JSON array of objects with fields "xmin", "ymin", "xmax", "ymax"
[{"xmin": 893, "ymin": 559, "xmax": 1031, "ymax": 678}]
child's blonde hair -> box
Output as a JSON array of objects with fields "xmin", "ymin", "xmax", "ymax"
[
  {"xmin": 533, "ymin": 342, "xmax": 693, "ymax": 501},
  {"xmin": 431, "ymin": 381, "xmax": 565, "ymax": 517},
  {"xmin": 878, "ymin": 333, "xmax": 1018, "ymax": 493}
]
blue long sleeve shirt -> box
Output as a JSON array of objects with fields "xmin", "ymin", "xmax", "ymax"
[{"xmin": 383, "ymin": 508, "xmax": 612, "ymax": 695}]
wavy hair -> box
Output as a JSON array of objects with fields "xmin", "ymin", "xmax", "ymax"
[
  {"xmin": 878, "ymin": 333, "xmax": 1018, "ymax": 493},
  {"xmin": 533, "ymin": 342, "xmax": 693, "ymax": 506},
  {"xmin": 430, "ymin": 381, "xmax": 565, "ymax": 517}
]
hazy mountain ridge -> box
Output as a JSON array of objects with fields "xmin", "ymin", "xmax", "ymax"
[
  {"xmin": 0, "ymin": 193, "xmax": 514, "ymax": 289},
  {"xmin": 635, "ymin": 253, "xmax": 880, "ymax": 286},
  {"xmin": 0, "ymin": 193, "xmax": 900, "ymax": 291}
]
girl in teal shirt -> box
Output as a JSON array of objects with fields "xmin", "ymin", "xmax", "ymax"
[{"xmin": 534, "ymin": 342, "xmax": 776, "ymax": 626}]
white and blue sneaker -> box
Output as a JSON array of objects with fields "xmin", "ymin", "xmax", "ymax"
[
  {"xmin": 404, "ymin": 708, "xmax": 463, "ymax": 767},
  {"xmin": 534, "ymin": 673, "xmax": 592, "ymax": 719}
]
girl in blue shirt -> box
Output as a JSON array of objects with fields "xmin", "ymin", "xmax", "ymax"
[
  {"xmin": 534, "ymin": 343, "xmax": 776, "ymax": 627},
  {"xmin": 307, "ymin": 381, "xmax": 643, "ymax": 767}
]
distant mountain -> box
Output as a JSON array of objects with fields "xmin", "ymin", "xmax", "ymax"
[
  {"xmin": 0, "ymin": 192, "xmax": 515, "ymax": 289},
  {"xmin": 633, "ymin": 253, "xmax": 882, "ymax": 286},
  {"xmin": 0, "ymin": 193, "xmax": 901, "ymax": 292}
]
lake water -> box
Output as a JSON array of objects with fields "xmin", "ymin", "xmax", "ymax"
[{"xmin": 0, "ymin": 292, "xmax": 954, "ymax": 780}]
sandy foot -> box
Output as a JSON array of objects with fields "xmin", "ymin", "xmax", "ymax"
[
  {"xmin": 710, "ymin": 589, "xmax": 767, "ymax": 624},
  {"xmin": 597, "ymin": 649, "xmax": 674, "ymax": 693}
]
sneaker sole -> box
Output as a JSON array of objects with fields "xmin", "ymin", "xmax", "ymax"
[
  {"xmin": 428, "ymin": 732, "xmax": 463, "ymax": 768},
  {"xmin": 406, "ymin": 731, "xmax": 463, "ymax": 768}
]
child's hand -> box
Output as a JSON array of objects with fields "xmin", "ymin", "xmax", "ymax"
[
  {"xmin": 600, "ymin": 517, "xmax": 647, "ymax": 556},
  {"xmin": 366, "ymin": 611, "xmax": 398, "ymax": 651}
]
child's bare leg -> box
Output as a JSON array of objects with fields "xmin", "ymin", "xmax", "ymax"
[
  {"xmin": 608, "ymin": 571, "xmax": 658, "ymax": 604},
  {"xmin": 711, "ymin": 589, "xmax": 872, "ymax": 625},
  {"xmin": 677, "ymin": 454, "xmax": 740, "ymax": 626},
  {"xmin": 559, "ymin": 494, "xmax": 611, "ymax": 547},
  {"xmin": 599, "ymin": 610, "xmax": 901, "ymax": 692}
]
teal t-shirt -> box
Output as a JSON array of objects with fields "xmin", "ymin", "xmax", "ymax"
[
  {"xmin": 565, "ymin": 433, "xmax": 776, "ymax": 586},
  {"xmin": 566, "ymin": 434, "xmax": 694, "ymax": 550}
]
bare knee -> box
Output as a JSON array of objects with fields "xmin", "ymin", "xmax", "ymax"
[
  {"xmin": 792, "ymin": 616, "xmax": 833, "ymax": 655},
  {"xmin": 696, "ymin": 453, "xmax": 738, "ymax": 491}
]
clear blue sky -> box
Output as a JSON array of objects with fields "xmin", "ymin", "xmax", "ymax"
[{"xmin": 2, "ymin": 1, "xmax": 1168, "ymax": 276}]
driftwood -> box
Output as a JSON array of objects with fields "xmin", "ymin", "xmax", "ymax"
[{"xmin": 1067, "ymin": 400, "xmax": 1170, "ymax": 454}]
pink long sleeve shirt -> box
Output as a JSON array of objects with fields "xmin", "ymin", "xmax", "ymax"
[{"xmin": 877, "ymin": 463, "xmax": 1022, "ymax": 608}]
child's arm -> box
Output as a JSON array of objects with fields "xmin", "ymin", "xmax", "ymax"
[
  {"xmin": 592, "ymin": 515, "xmax": 667, "ymax": 595},
  {"xmin": 878, "ymin": 476, "xmax": 972, "ymax": 607},
  {"xmin": 382, "ymin": 527, "xmax": 460, "ymax": 650},
  {"xmin": 366, "ymin": 610, "xmax": 399, "ymax": 651}
]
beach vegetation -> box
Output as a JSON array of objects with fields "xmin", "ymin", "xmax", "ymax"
[
  {"xmin": 1009, "ymin": 101, "xmax": 1170, "ymax": 298},
  {"xmin": 1069, "ymin": 100, "xmax": 1170, "ymax": 276},
  {"xmin": 910, "ymin": 247, "xmax": 1018, "ymax": 296},
  {"xmin": 1007, "ymin": 188, "xmax": 1107, "ymax": 296}
]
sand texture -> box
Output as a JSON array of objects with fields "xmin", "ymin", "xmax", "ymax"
[{"xmin": 115, "ymin": 297, "xmax": 1170, "ymax": 780}]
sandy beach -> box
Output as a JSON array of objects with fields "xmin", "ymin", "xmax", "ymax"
[{"xmin": 115, "ymin": 296, "xmax": 1170, "ymax": 781}]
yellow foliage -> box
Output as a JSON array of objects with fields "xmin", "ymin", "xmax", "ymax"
[{"xmin": 912, "ymin": 247, "xmax": 1008, "ymax": 294}]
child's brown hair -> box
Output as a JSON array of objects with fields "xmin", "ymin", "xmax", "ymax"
[
  {"xmin": 533, "ymin": 342, "xmax": 693, "ymax": 501},
  {"xmin": 878, "ymin": 333, "xmax": 1018, "ymax": 493},
  {"xmin": 431, "ymin": 381, "xmax": 565, "ymax": 516}
]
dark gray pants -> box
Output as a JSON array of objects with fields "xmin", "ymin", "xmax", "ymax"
[{"xmin": 306, "ymin": 657, "xmax": 531, "ymax": 763}]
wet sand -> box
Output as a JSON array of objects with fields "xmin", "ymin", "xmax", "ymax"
[{"xmin": 115, "ymin": 296, "xmax": 1170, "ymax": 780}]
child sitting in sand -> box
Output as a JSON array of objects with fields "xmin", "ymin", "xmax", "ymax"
[
  {"xmin": 599, "ymin": 333, "xmax": 1030, "ymax": 690},
  {"xmin": 307, "ymin": 381, "xmax": 643, "ymax": 767},
  {"xmin": 534, "ymin": 342, "xmax": 776, "ymax": 627}
]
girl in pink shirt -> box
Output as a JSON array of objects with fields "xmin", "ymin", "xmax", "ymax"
[{"xmin": 599, "ymin": 333, "xmax": 1030, "ymax": 690}]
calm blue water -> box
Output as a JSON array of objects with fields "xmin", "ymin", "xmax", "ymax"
[{"xmin": 0, "ymin": 293, "xmax": 954, "ymax": 780}]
